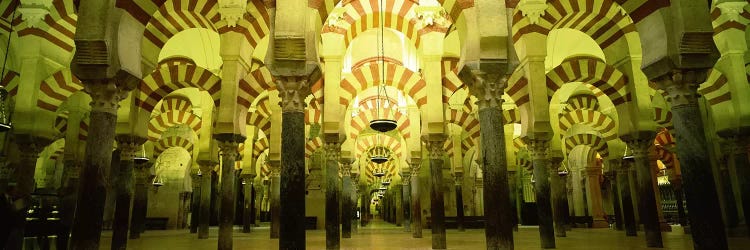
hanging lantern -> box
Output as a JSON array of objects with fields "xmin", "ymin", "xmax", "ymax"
[
  {"xmin": 557, "ymin": 162, "xmax": 569, "ymax": 177},
  {"xmin": 369, "ymin": 145, "xmax": 390, "ymax": 164},
  {"xmin": 378, "ymin": 186, "xmax": 387, "ymax": 191},
  {"xmin": 373, "ymin": 168, "xmax": 386, "ymax": 178},
  {"xmin": 152, "ymin": 175, "xmax": 164, "ymax": 188},
  {"xmin": 622, "ymin": 144, "xmax": 634, "ymax": 161},
  {"xmin": 0, "ymin": 88, "xmax": 11, "ymax": 132},
  {"xmin": 368, "ymin": 1, "xmax": 398, "ymax": 133},
  {"xmin": 134, "ymin": 145, "xmax": 149, "ymax": 164},
  {"xmin": 381, "ymin": 178, "xmax": 390, "ymax": 186}
]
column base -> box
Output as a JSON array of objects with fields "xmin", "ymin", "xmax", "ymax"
[{"xmin": 591, "ymin": 219, "xmax": 609, "ymax": 228}]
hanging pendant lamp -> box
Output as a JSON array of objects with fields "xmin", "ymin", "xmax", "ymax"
[
  {"xmin": 369, "ymin": 143, "xmax": 390, "ymax": 164},
  {"xmin": 0, "ymin": 8, "xmax": 16, "ymax": 133},
  {"xmin": 369, "ymin": 0, "xmax": 397, "ymax": 133},
  {"xmin": 134, "ymin": 145, "xmax": 150, "ymax": 164}
]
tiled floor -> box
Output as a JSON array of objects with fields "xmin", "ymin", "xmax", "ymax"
[{"xmin": 97, "ymin": 221, "xmax": 750, "ymax": 249}]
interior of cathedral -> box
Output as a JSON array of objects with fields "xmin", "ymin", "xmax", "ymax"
[{"xmin": 0, "ymin": 0, "xmax": 749, "ymax": 249}]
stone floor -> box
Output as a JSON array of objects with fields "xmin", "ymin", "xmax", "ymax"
[{"xmin": 94, "ymin": 221, "xmax": 750, "ymax": 250}]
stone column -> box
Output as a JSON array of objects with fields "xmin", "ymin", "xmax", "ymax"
[
  {"xmin": 526, "ymin": 138, "xmax": 555, "ymax": 249},
  {"xmin": 190, "ymin": 173, "xmax": 201, "ymax": 234},
  {"xmin": 402, "ymin": 171, "xmax": 412, "ymax": 232},
  {"xmin": 584, "ymin": 167, "xmax": 607, "ymax": 228},
  {"xmin": 624, "ymin": 137, "xmax": 663, "ymax": 247},
  {"xmin": 269, "ymin": 160, "xmax": 281, "ymax": 239},
  {"xmin": 454, "ymin": 173, "xmax": 465, "ymax": 232},
  {"xmin": 129, "ymin": 163, "xmax": 152, "ymax": 239},
  {"xmin": 242, "ymin": 173, "xmax": 256, "ymax": 233},
  {"xmin": 670, "ymin": 174, "xmax": 687, "ymax": 227},
  {"xmin": 654, "ymin": 70, "xmax": 728, "ymax": 249},
  {"xmin": 6, "ymin": 135, "xmax": 51, "ymax": 250},
  {"xmin": 724, "ymin": 135, "xmax": 750, "ymax": 236},
  {"xmin": 410, "ymin": 160, "xmax": 423, "ymax": 238},
  {"xmin": 324, "ymin": 138, "xmax": 341, "ymax": 249},
  {"xmin": 341, "ymin": 160, "xmax": 354, "ymax": 239},
  {"xmin": 360, "ymin": 188, "xmax": 368, "ymax": 227},
  {"xmin": 111, "ymin": 135, "xmax": 145, "ymax": 250},
  {"xmin": 215, "ymin": 135, "xmax": 244, "ymax": 250},
  {"xmin": 462, "ymin": 70, "xmax": 514, "ymax": 249},
  {"xmin": 70, "ymin": 78, "xmax": 132, "ymax": 249},
  {"xmin": 351, "ymin": 174, "xmax": 360, "ymax": 234},
  {"xmin": 197, "ymin": 161, "xmax": 216, "ymax": 239},
  {"xmin": 605, "ymin": 168, "xmax": 623, "ymax": 231},
  {"xmin": 549, "ymin": 155, "xmax": 567, "ymax": 237},
  {"xmin": 424, "ymin": 135, "xmax": 447, "ymax": 250},
  {"xmin": 277, "ymin": 75, "xmax": 312, "ymax": 250}
]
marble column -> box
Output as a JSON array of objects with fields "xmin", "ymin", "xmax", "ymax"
[
  {"xmin": 70, "ymin": 79, "xmax": 131, "ymax": 249},
  {"xmin": 351, "ymin": 174, "xmax": 360, "ymax": 234},
  {"xmin": 190, "ymin": 173, "xmax": 201, "ymax": 234},
  {"xmin": 584, "ymin": 167, "xmax": 607, "ymax": 228},
  {"xmin": 526, "ymin": 138, "xmax": 555, "ymax": 249},
  {"xmin": 197, "ymin": 161, "xmax": 216, "ymax": 239},
  {"xmin": 624, "ymin": 137, "xmax": 663, "ymax": 247},
  {"xmin": 242, "ymin": 174, "xmax": 256, "ymax": 233},
  {"xmin": 410, "ymin": 160, "xmax": 423, "ymax": 238},
  {"xmin": 111, "ymin": 136, "xmax": 145, "ymax": 250},
  {"xmin": 277, "ymin": 76, "xmax": 311, "ymax": 249},
  {"xmin": 402, "ymin": 172, "xmax": 412, "ymax": 232},
  {"xmin": 129, "ymin": 163, "xmax": 152, "ymax": 239},
  {"xmin": 463, "ymin": 70, "xmax": 515, "ymax": 249},
  {"xmin": 6, "ymin": 135, "xmax": 50, "ymax": 250},
  {"xmin": 324, "ymin": 138, "xmax": 341, "ymax": 249},
  {"xmin": 216, "ymin": 135, "xmax": 244, "ymax": 250},
  {"xmin": 724, "ymin": 135, "xmax": 750, "ymax": 236},
  {"xmin": 454, "ymin": 173, "xmax": 465, "ymax": 232},
  {"xmin": 424, "ymin": 136, "xmax": 447, "ymax": 250},
  {"xmin": 654, "ymin": 70, "xmax": 727, "ymax": 249},
  {"xmin": 549, "ymin": 156, "xmax": 567, "ymax": 237},
  {"xmin": 269, "ymin": 160, "xmax": 281, "ymax": 239},
  {"xmin": 605, "ymin": 168, "xmax": 623, "ymax": 231},
  {"xmin": 341, "ymin": 161, "xmax": 354, "ymax": 239}
]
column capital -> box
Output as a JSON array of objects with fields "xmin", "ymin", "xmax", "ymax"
[
  {"xmin": 459, "ymin": 68, "xmax": 507, "ymax": 110},
  {"xmin": 341, "ymin": 164, "xmax": 352, "ymax": 176},
  {"xmin": 83, "ymin": 78, "xmax": 131, "ymax": 114},
  {"xmin": 324, "ymin": 138, "xmax": 342, "ymax": 162},
  {"xmin": 115, "ymin": 135, "xmax": 147, "ymax": 160},
  {"xmin": 14, "ymin": 134, "xmax": 52, "ymax": 160},
  {"xmin": 651, "ymin": 69, "xmax": 708, "ymax": 107},
  {"xmin": 275, "ymin": 75, "xmax": 313, "ymax": 113},
  {"xmin": 268, "ymin": 160, "xmax": 281, "ymax": 177},
  {"xmin": 215, "ymin": 133, "xmax": 245, "ymax": 159},
  {"xmin": 623, "ymin": 136, "xmax": 654, "ymax": 159},
  {"xmin": 422, "ymin": 134, "xmax": 447, "ymax": 159},
  {"xmin": 453, "ymin": 172, "xmax": 463, "ymax": 186},
  {"xmin": 523, "ymin": 137, "xmax": 550, "ymax": 160},
  {"xmin": 409, "ymin": 159, "xmax": 421, "ymax": 175}
]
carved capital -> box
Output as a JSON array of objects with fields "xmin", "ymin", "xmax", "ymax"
[
  {"xmin": 524, "ymin": 138, "xmax": 550, "ymax": 160},
  {"xmin": 453, "ymin": 172, "xmax": 463, "ymax": 186},
  {"xmin": 518, "ymin": 0, "xmax": 547, "ymax": 25},
  {"xmin": 322, "ymin": 11, "xmax": 346, "ymax": 33},
  {"xmin": 652, "ymin": 69, "xmax": 707, "ymax": 107},
  {"xmin": 463, "ymin": 70, "xmax": 507, "ymax": 110},
  {"xmin": 84, "ymin": 79, "xmax": 131, "ymax": 114},
  {"xmin": 324, "ymin": 135, "xmax": 342, "ymax": 161},
  {"xmin": 116, "ymin": 135, "xmax": 146, "ymax": 160},
  {"xmin": 341, "ymin": 164, "xmax": 352, "ymax": 176},
  {"xmin": 218, "ymin": 0, "xmax": 248, "ymax": 27},
  {"xmin": 624, "ymin": 138, "xmax": 653, "ymax": 159},
  {"xmin": 14, "ymin": 135, "xmax": 51, "ymax": 160},
  {"xmin": 725, "ymin": 136, "xmax": 750, "ymax": 156},
  {"xmin": 414, "ymin": 6, "xmax": 452, "ymax": 33},
  {"xmin": 268, "ymin": 160, "xmax": 281, "ymax": 177},
  {"xmin": 409, "ymin": 160, "xmax": 421, "ymax": 176},
  {"xmin": 276, "ymin": 76, "xmax": 311, "ymax": 113},
  {"xmin": 422, "ymin": 135, "xmax": 447, "ymax": 159},
  {"xmin": 717, "ymin": 2, "xmax": 749, "ymax": 22}
]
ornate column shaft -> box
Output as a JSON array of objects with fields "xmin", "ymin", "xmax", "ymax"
[
  {"xmin": 454, "ymin": 172, "xmax": 465, "ymax": 232},
  {"xmin": 350, "ymin": 173, "xmax": 360, "ymax": 234},
  {"xmin": 241, "ymin": 173, "xmax": 256, "ymax": 233},
  {"xmin": 215, "ymin": 135, "xmax": 244, "ymax": 250},
  {"xmin": 269, "ymin": 160, "xmax": 281, "ymax": 239},
  {"xmin": 341, "ymin": 159, "xmax": 354, "ymax": 239},
  {"xmin": 6, "ymin": 135, "xmax": 51, "ymax": 250},
  {"xmin": 324, "ymin": 137, "xmax": 342, "ymax": 249},
  {"xmin": 410, "ymin": 160, "xmax": 423, "ymax": 238},
  {"xmin": 276, "ymin": 76, "xmax": 312, "ymax": 249},
  {"xmin": 624, "ymin": 137, "xmax": 663, "ymax": 247},
  {"xmin": 462, "ymin": 69, "xmax": 514, "ymax": 250},
  {"xmin": 605, "ymin": 162, "xmax": 623, "ymax": 231},
  {"xmin": 111, "ymin": 135, "xmax": 145, "ymax": 250},
  {"xmin": 70, "ymin": 78, "xmax": 132, "ymax": 249},
  {"xmin": 197, "ymin": 161, "xmax": 216, "ymax": 239},
  {"xmin": 584, "ymin": 166, "xmax": 607, "ymax": 228},
  {"xmin": 654, "ymin": 70, "xmax": 727, "ymax": 249},
  {"xmin": 549, "ymin": 155, "xmax": 567, "ymax": 237},
  {"xmin": 526, "ymin": 138, "xmax": 556, "ymax": 249},
  {"xmin": 424, "ymin": 135, "xmax": 447, "ymax": 250},
  {"xmin": 129, "ymin": 163, "xmax": 152, "ymax": 239},
  {"xmin": 401, "ymin": 171, "xmax": 412, "ymax": 232},
  {"xmin": 190, "ymin": 173, "xmax": 201, "ymax": 234}
]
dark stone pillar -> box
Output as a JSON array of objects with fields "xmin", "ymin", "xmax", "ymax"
[
  {"xmin": 70, "ymin": 79, "xmax": 131, "ymax": 249},
  {"xmin": 526, "ymin": 138, "xmax": 555, "ymax": 249},
  {"xmin": 277, "ymin": 76, "xmax": 312, "ymax": 250},
  {"xmin": 324, "ymin": 137, "xmax": 341, "ymax": 249},
  {"xmin": 242, "ymin": 174, "xmax": 256, "ymax": 233},
  {"xmin": 111, "ymin": 136, "xmax": 145, "ymax": 250},
  {"xmin": 670, "ymin": 176, "xmax": 687, "ymax": 227},
  {"xmin": 402, "ymin": 172, "xmax": 411, "ymax": 232},
  {"xmin": 624, "ymin": 136, "xmax": 663, "ymax": 247},
  {"xmin": 454, "ymin": 173, "xmax": 465, "ymax": 232},
  {"xmin": 6, "ymin": 136, "xmax": 50, "ymax": 250},
  {"xmin": 129, "ymin": 164, "xmax": 152, "ymax": 239},
  {"xmin": 424, "ymin": 136, "xmax": 447, "ymax": 250},
  {"xmin": 410, "ymin": 160, "xmax": 423, "ymax": 238},
  {"xmin": 617, "ymin": 162, "xmax": 637, "ymax": 236},
  {"xmin": 549, "ymin": 155, "xmax": 566, "ymax": 237},
  {"xmin": 461, "ymin": 69, "xmax": 515, "ymax": 250},
  {"xmin": 197, "ymin": 162, "xmax": 216, "ymax": 239},
  {"xmin": 190, "ymin": 174, "xmax": 200, "ymax": 234},
  {"xmin": 360, "ymin": 190, "xmax": 368, "ymax": 227},
  {"xmin": 722, "ymin": 135, "xmax": 750, "ymax": 236},
  {"xmin": 269, "ymin": 161, "xmax": 281, "ymax": 239},
  {"xmin": 654, "ymin": 70, "xmax": 727, "ymax": 249},
  {"xmin": 215, "ymin": 135, "xmax": 244, "ymax": 250},
  {"xmin": 250, "ymin": 182, "xmax": 257, "ymax": 226},
  {"xmin": 351, "ymin": 174, "xmax": 360, "ymax": 234},
  {"xmin": 341, "ymin": 160, "xmax": 354, "ymax": 239},
  {"xmin": 605, "ymin": 166, "xmax": 623, "ymax": 231},
  {"xmin": 58, "ymin": 159, "xmax": 79, "ymax": 249}
]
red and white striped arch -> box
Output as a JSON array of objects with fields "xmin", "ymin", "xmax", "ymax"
[
  {"xmin": 78, "ymin": 117, "xmax": 89, "ymax": 141},
  {"xmin": 564, "ymin": 94, "xmax": 599, "ymax": 112},
  {"xmin": 147, "ymin": 110, "xmax": 202, "ymax": 141},
  {"xmin": 0, "ymin": 71, "xmax": 19, "ymax": 96},
  {"xmin": 153, "ymin": 135, "xmax": 195, "ymax": 157},
  {"xmin": 37, "ymin": 69, "xmax": 82, "ymax": 112},
  {"xmin": 238, "ymin": 65, "xmax": 275, "ymax": 113},
  {"xmin": 158, "ymin": 95, "xmax": 193, "ymax": 114},
  {"xmin": 213, "ymin": 0, "xmax": 271, "ymax": 48},
  {"xmin": 444, "ymin": 108, "xmax": 479, "ymax": 149},
  {"xmin": 364, "ymin": 160, "xmax": 398, "ymax": 184},
  {"xmin": 247, "ymin": 95, "xmax": 272, "ymax": 136},
  {"xmin": 441, "ymin": 57, "xmax": 463, "ymax": 104},
  {"xmin": 252, "ymin": 137, "xmax": 269, "ymax": 160},
  {"xmin": 305, "ymin": 137, "xmax": 324, "ymax": 159},
  {"xmin": 355, "ymin": 134, "xmax": 404, "ymax": 160},
  {"xmin": 564, "ymin": 133, "xmax": 609, "ymax": 158},
  {"xmin": 699, "ymin": 68, "xmax": 732, "ymax": 106},
  {"xmin": 54, "ymin": 113, "xmax": 67, "ymax": 135},
  {"xmin": 140, "ymin": 0, "xmax": 218, "ymax": 66},
  {"xmin": 340, "ymin": 62, "xmax": 426, "ymax": 108},
  {"xmin": 558, "ymin": 109, "xmax": 617, "ymax": 140},
  {"xmin": 15, "ymin": 0, "xmax": 77, "ymax": 53},
  {"xmin": 546, "ymin": 56, "xmax": 629, "ymax": 106},
  {"xmin": 349, "ymin": 96, "xmax": 411, "ymax": 139},
  {"xmin": 306, "ymin": 99, "xmax": 323, "ymax": 125},
  {"xmin": 506, "ymin": 70, "xmax": 530, "ymax": 107},
  {"xmin": 322, "ymin": 0, "xmax": 421, "ymax": 48},
  {"xmin": 710, "ymin": 3, "xmax": 750, "ymax": 36},
  {"xmin": 136, "ymin": 63, "xmax": 221, "ymax": 113},
  {"xmin": 653, "ymin": 128, "xmax": 676, "ymax": 168}
]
